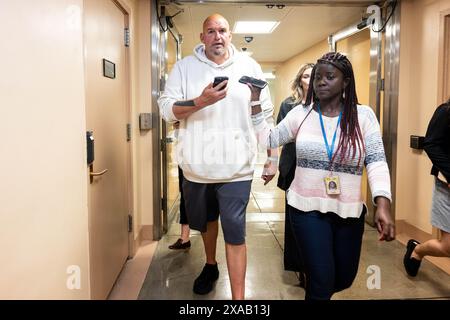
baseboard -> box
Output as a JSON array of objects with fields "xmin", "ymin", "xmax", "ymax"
[{"xmin": 396, "ymin": 219, "xmax": 450, "ymax": 275}]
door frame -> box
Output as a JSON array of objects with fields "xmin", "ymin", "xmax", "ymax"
[
  {"xmin": 152, "ymin": 1, "xmax": 183, "ymax": 240},
  {"xmin": 113, "ymin": 0, "xmax": 135, "ymax": 258}
]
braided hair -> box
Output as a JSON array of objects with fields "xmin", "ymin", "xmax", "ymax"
[{"xmin": 305, "ymin": 52, "xmax": 365, "ymax": 166}]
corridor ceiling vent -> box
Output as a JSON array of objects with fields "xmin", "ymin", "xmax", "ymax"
[{"xmin": 233, "ymin": 21, "xmax": 280, "ymax": 34}]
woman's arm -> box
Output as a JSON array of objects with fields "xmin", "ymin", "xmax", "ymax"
[
  {"xmin": 374, "ymin": 196, "xmax": 395, "ymax": 241},
  {"xmin": 424, "ymin": 105, "xmax": 450, "ymax": 183}
]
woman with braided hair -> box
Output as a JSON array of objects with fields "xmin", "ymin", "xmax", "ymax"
[{"xmin": 249, "ymin": 52, "xmax": 395, "ymax": 300}]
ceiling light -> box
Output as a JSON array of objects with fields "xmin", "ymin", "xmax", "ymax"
[
  {"xmin": 233, "ymin": 21, "xmax": 280, "ymax": 34},
  {"xmin": 263, "ymin": 72, "xmax": 275, "ymax": 79}
]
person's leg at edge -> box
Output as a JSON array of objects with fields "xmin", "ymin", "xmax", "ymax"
[
  {"xmin": 412, "ymin": 230, "xmax": 450, "ymax": 260},
  {"xmin": 289, "ymin": 207, "xmax": 335, "ymax": 300},
  {"xmin": 179, "ymin": 167, "xmax": 191, "ymax": 244},
  {"xmin": 225, "ymin": 243, "xmax": 246, "ymax": 300}
]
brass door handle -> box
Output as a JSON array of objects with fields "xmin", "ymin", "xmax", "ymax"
[
  {"xmin": 89, "ymin": 166, "xmax": 108, "ymax": 184},
  {"xmin": 90, "ymin": 169, "xmax": 108, "ymax": 176}
]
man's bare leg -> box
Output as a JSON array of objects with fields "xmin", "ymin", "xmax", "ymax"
[{"xmin": 225, "ymin": 243, "xmax": 247, "ymax": 300}]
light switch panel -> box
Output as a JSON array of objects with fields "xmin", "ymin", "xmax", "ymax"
[{"xmin": 139, "ymin": 113, "xmax": 153, "ymax": 130}]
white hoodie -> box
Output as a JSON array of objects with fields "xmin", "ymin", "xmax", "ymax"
[{"xmin": 158, "ymin": 44, "xmax": 274, "ymax": 183}]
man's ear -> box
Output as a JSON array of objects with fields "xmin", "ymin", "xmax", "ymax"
[{"xmin": 200, "ymin": 32, "xmax": 205, "ymax": 44}]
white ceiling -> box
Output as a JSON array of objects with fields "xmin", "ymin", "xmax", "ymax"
[{"xmin": 165, "ymin": 1, "xmax": 376, "ymax": 63}]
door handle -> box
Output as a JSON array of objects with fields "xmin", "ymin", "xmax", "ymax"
[
  {"xmin": 89, "ymin": 165, "xmax": 108, "ymax": 184},
  {"xmin": 90, "ymin": 169, "xmax": 108, "ymax": 176}
]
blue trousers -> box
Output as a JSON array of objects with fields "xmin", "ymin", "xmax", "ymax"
[{"xmin": 288, "ymin": 206, "xmax": 366, "ymax": 300}]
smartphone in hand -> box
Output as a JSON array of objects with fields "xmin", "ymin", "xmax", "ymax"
[
  {"xmin": 238, "ymin": 76, "xmax": 268, "ymax": 89},
  {"xmin": 213, "ymin": 76, "xmax": 228, "ymax": 88}
]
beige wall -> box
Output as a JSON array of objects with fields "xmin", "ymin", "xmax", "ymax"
[
  {"xmin": 0, "ymin": 0, "xmax": 90, "ymax": 299},
  {"xmin": 125, "ymin": 0, "xmax": 154, "ymax": 238},
  {"xmin": 397, "ymin": 0, "xmax": 450, "ymax": 233},
  {"xmin": 272, "ymin": 40, "xmax": 329, "ymax": 117},
  {"xmin": 0, "ymin": 0, "xmax": 154, "ymax": 298},
  {"xmin": 336, "ymin": 29, "xmax": 370, "ymax": 107},
  {"xmin": 135, "ymin": 0, "xmax": 154, "ymax": 231}
]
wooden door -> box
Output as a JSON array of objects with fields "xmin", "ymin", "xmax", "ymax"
[{"xmin": 84, "ymin": 0, "xmax": 130, "ymax": 299}]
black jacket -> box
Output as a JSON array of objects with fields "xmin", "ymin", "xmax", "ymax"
[
  {"xmin": 423, "ymin": 102, "xmax": 450, "ymax": 183},
  {"xmin": 276, "ymin": 97, "xmax": 299, "ymax": 191}
]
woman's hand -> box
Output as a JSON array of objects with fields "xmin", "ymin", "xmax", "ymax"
[
  {"xmin": 261, "ymin": 160, "xmax": 276, "ymax": 185},
  {"xmin": 374, "ymin": 197, "xmax": 395, "ymax": 241},
  {"xmin": 246, "ymin": 83, "xmax": 262, "ymax": 101}
]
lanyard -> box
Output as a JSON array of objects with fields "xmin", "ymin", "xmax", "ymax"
[{"xmin": 318, "ymin": 104, "xmax": 342, "ymax": 164}]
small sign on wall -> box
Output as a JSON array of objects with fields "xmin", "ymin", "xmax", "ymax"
[{"xmin": 103, "ymin": 59, "xmax": 115, "ymax": 79}]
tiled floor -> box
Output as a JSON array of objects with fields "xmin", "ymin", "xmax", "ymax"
[
  {"xmin": 133, "ymin": 155, "xmax": 450, "ymax": 300},
  {"xmin": 137, "ymin": 211, "xmax": 450, "ymax": 300}
]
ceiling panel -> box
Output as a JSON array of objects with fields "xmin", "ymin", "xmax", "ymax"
[{"xmin": 166, "ymin": 1, "xmax": 372, "ymax": 62}]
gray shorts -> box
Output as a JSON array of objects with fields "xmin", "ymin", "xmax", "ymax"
[
  {"xmin": 182, "ymin": 179, "xmax": 252, "ymax": 245},
  {"xmin": 431, "ymin": 177, "xmax": 450, "ymax": 233}
]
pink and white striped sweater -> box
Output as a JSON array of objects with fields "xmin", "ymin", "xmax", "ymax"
[{"xmin": 252, "ymin": 104, "xmax": 391, "ymax": 219}]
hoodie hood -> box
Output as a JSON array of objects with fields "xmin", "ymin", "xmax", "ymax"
[{"xmin": 193, "ymin": 43, "xmax": 238, "ymax": 68}]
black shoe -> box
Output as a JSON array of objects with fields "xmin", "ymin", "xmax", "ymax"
[
  {"xmin": 193, "ymin": 263, "xmax": 219, "ymax": 295},
  {"xmin": 403, "ymin": 239, "xmax": 421, "ymax": 277},
  {"xmin": 168, "ymin": 238, "xmax": 191, "ymax": 250}
]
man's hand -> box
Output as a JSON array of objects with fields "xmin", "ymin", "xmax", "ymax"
[
  {"xmin": 374, "ymin": 197, "xmax": 395, "ymax": 241},
  {"xmin": 194, "ymin": 81, "xmax": 228, "ymax": 108}
]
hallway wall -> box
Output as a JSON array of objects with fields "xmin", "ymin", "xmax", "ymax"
[
  {"xmin": 0, "ymin": 0, "xmax": 154, "ymax": 299},
  {"xmin": 272, "ymin": 40, "xmax": 329, "ymax": 117},
  {"xmin": 396, "ymin": 0, "xmax": 450, "ymax": 234}
]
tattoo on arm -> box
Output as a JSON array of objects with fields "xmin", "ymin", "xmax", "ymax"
[{"xmin": 174, "ymin": 100, "xmax": 196, "ymax": 107}]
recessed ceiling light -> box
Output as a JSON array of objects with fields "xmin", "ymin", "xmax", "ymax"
[
  {"xmin": 263, "ymin": 72, "xmax": 275, "ymax": 79},
  {"xmin": 233, "ymin": 21, "xmax": 280, "ymax": 34}
]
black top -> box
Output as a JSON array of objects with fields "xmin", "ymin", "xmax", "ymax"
[
  {"xmin": 423, "ymin": 102, "xmax": 450, "ymax": 183},
  {"xmin": 276, "ymin": 97, "xmax": 300, "ymax": 191}
]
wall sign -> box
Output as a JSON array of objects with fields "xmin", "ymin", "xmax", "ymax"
[{"xmin": 103, "ymin": 59, "xmax": 115, "ymax": 79}]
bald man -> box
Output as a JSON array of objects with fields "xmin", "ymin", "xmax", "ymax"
[{"xmin": 158, "ymin": 14, "xmax": 276, "ymax": 300}]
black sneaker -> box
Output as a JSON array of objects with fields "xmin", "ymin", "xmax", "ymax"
[
  {"xmin": 193, "ymin": 263, "xmax": 219, "ymax": 295},
  {"xmin": 168, "ymin": 238, "xmax": 191, "ymax": 250},
  {"xmin": 403, "ymin": 239, "xmax": 422, "ymax": 277}
]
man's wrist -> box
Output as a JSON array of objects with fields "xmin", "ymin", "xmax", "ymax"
[
  {"xmin": 249, "ymin": 101, "xmax": 261, "ymax": 107},
  {"xmin": 193, "ymin": 97, "xmax": 204, "ymax": 108}
]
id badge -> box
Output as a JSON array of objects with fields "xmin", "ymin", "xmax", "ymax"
[{"xmin": 324, "ymin": 175, "xmax": 340, "ymax": 195}]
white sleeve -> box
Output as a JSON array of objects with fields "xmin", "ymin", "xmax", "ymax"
[{"xmin": 157, "ymin": 62, "xmax": 184, "ymax": 123}]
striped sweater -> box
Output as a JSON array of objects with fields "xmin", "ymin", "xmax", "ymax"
[{"xmin": 252, "ymin": 104, "xmax": 391, "ymax": 219}]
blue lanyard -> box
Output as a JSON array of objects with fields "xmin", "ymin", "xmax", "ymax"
[{"xmin": 318, "ymin": 104, "xmax": 342, "ymax": 163}]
